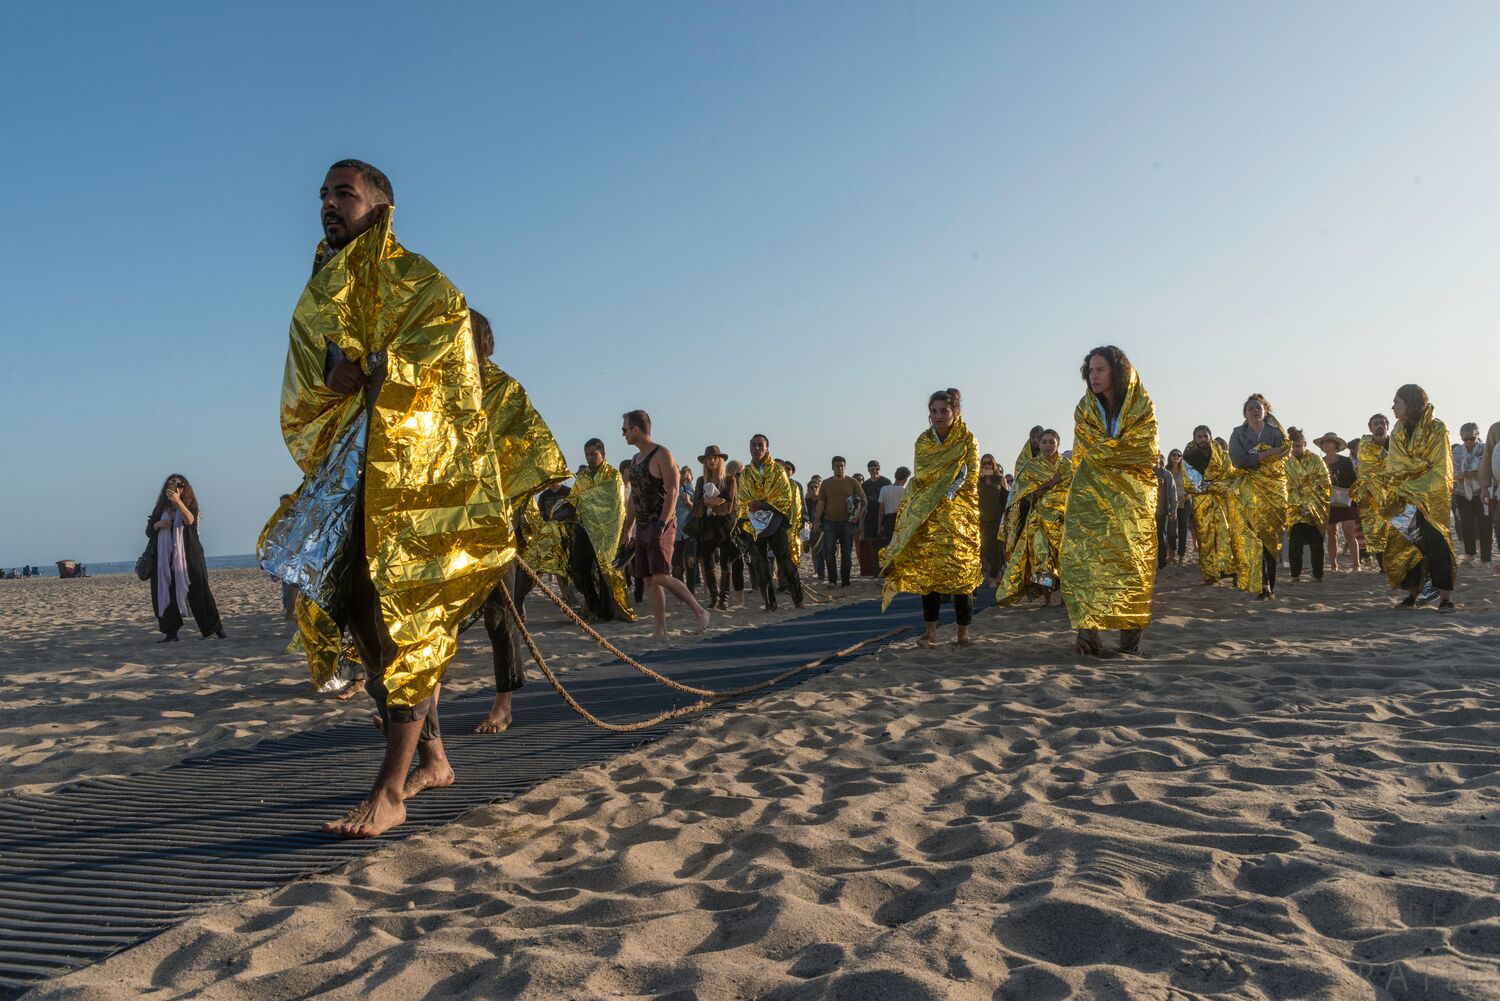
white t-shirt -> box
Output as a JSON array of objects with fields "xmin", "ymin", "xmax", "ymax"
[{"xmin": 878, "ymin": 483, "xmax": 905, "ymax": 514}]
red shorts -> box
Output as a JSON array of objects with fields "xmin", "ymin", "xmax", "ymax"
[{"xmin": 633, "ymin": 519, "xmax": 675, "ymax": 578}]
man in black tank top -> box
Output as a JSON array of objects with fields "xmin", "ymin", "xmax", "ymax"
[{"xmin": 621, "ymin": 409, "xmax": 711, "ymax": 641}]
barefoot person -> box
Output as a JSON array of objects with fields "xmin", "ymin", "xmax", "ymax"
[
  {"xmin": 879, "ymin": 388, "xmax": 981, "ymax": 646},
  {"xmin": 568, "ymin": 440, "xmax": 635, "ymax": 623},
  {"xmin": 1059, "ymin": 346, "xmax": 1159, "ymax": 656},
  {"xmin": 1354, "ymin": 414, "xmax": 1394, "ymax": 570},
  {"xmin": 621, "ymin": 410, "xmax": 711, "ymax": 640},
  {"xmin": 1182, "ymin": 425, "xmax": 1237, "ymax": 585},
  {"xmin": 996, "ymin": 429, "xmax": 1070, "ymax": 608},
  {"xmin": 260, "ymin": 160, "xmax": 512, "ymax": 838},
  {"xmin": 1380, "ymin": 384, "xmax": 1457, "ymax": 612},
  {"xmin": 1227, "ymin": 394, "xmax": 1290, "ymax": 599},
  {"xmin": 1285, "ymin": 428, "xmax": 1331, "ymax": 582},
  {"xmin": 469, "ymin": 309, "xmax": 570, "ymax": 736},
  {"xmin": 736, "ymin": 435, "xmax": 805, "ymax": 611}
]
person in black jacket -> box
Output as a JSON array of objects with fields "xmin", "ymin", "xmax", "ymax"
[{"xmin": 146, "ymin": 474, "xmax": 225, "ymax": 641}]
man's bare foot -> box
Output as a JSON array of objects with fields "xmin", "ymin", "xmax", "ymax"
[
  {"xmin": 402, "ymin": 760, "xmax": 456, "ymax": 800},
  {"xmin": 694, "ymin": 607, "xmax": 710, "ymax": 634},
  {"xmin": 475, "ymin": 710, "xmax": 512, "ymax": 734},
  {"xmin": 372, "ymin": 714, "xmax": 385, "ymax": 733},
  {"xmin": 321, "ymin": 790, "xmax": 406, "ymax": 838},
  {"xmin": 334, "ymin": 679, "xmax": 365, "ymax": 702},
  {"xmin": 653, "ymin": 630, "xmax": 671, "ymax": 643}
]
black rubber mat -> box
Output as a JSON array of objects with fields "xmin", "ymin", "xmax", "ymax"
[{"xmin": 0, "ymin": 589, "xmax": 971, "ymax": 996}]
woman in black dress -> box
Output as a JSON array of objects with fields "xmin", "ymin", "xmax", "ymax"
[{"xmin": 147, "ymin": 474, "xmax": 226, "ymax": 641}]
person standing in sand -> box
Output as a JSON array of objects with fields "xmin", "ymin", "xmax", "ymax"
[
  {"xmin": 1354, "ymin": 413, "xmax": 1393, "ymax": 570},
  {"xmin": 977, "ymin": 454, "xmax": 1008, "ymax": 586},
  {"xmin": 692, "ymin": 445, "xmax": 738, "ymax": 611},
  {"xmin": 1182, "ymin": 425, "xmax": 1237, "ymax": 585},
  {"xmin": 1059, "ymin": 347, "xmax": 1159, "ymax": 656},
  {"xmin": 879, "ymin": 388, "xmax": 981, "ymax": 647},
  {"xmin": 736, "ymin": 435, "xmax": 805, "ymax": 611},
  {"xmin": 1379, "ymin": 384, "xmax": 1457, "ymax": 612},
  {"xmin": 567, "ymin": 439, "xmax": 635, "ymax": 623},
  {"xmin": 1315, "ymin": 431, "xmax": 1360, "ymax": 573},
  {"xmin": 620, "ymin": 410, "xmax": 711, "ymax": 641},
  {"xmin": 468, "ymin": 309, "xmax": 570, "ymax": 736},
  {"xmin": 996, "ymin": 429, "xmax": 1069, "ymax": 608},
  {"xmin": 1227, "ymin": 394, "xmax": 1290, "ymax": 600},
  {"xmin": 260, "ymin": 160, "xmax": 510, "ymax": 838},
  {"xmin": 1285, "ymin": 428, "xmax": 1331, "ymax": 582},
  {"xmin": 147, "ymin": 474, "xmax": 226, "ymax": 642}
]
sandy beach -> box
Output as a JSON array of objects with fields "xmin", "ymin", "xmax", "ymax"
[{"xmin": 9, "ymin": 565, "xmax": 1500, "ymax": 999}]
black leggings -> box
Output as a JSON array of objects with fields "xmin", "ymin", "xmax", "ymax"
[
  {"xmin": 698, "ymin": 517, "xmax": 741, "ymax": 599},
  {"xmin": 1399, "ymin": 509, "xmax": 1456, "ymax": 592},
  {"xmin": 1288, "ymin": 523, "xmax": 1324, "ymax": 579},
  {"xmin": 1261, "ymin": 548, "xmax": 1277, "ymax": 594},
  {"xmin": 749, "ymin": 526, "xmax": 802, "ymax": 607},
  {"xmin": 1454, "ymin": 494, "xmax": 1491, "ymax": 560},
  {"xmin": 921, "ymin": 592, "xmax": 972, "ymax": 626},
  {"xmin": 482, "ymin": 562, "xmax": 532, "ymax": 694}
]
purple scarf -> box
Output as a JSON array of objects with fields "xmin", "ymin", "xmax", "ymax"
[{"xmin": 155, "ymin": 509, "xmax": 190, "ymax": 615}]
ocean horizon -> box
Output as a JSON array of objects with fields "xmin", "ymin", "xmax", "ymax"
[{"xmin": 1, "ymin": 554, "xmax": 261, "ymax": 579}]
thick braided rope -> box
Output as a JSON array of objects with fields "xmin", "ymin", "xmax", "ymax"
[{"xmin": 495, "ymin": 576, "xmax": 906, "ymax": 732}]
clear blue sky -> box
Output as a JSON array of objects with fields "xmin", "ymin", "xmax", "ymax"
[{"xmin": 3, "ymin": 2, "xmax": 1496, "ymax": 565}]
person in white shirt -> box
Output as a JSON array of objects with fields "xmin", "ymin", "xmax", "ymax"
[
  {"xmin": 1452, "ymin": 422, "xmax": 1490, "ymax": 564},
  {"xmin": 877, "ymin": 467, "xmax": 910, "ymax": 546}
]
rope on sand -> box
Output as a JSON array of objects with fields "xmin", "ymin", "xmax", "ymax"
[{"xmin": 502, "ymin": 558, "xmax": 907, "ymax": 732}]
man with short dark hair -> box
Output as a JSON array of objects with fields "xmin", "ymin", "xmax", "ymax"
[
  {"xmin": 621, "ymin": 410, "xmax": 710, "ymax": 640},
  {"xmin": 737, "ymin": 435, "xmax": 805, "ymax": 610},
  {"xmin": 814, "ymin": 455, "xmax": 866, "ymax": 587},
  {"xmin": 261, "ymin": 160, "xmax": 512, "ymax": 838}
]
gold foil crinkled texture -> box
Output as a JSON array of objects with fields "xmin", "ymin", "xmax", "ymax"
[
  {"xmin": 522, "ymin": 493, "xmax": 573, "ymax": 578},
  {"xmin": 569, "ymin": 463, "xmax": 636, "ymax": 621},
  {"xmin": 879, "ymin": 417, "xmax": 982, "ymax": 609},
  {"xmin": 1059, "ymin": 374, "xmax": 1160, "ymax": 629},
  {"xmin": 1286, "ymin": 450, "xmax": 1332, "ymax": 529},
  {"xmin": 1354, "ymin": 436, "xmax": 1392, "ymax": 557},
  {"xmin": 1185, "ymin": 441, "xmax": 1239, "ymax": 584},
  {"xmin": 736, "ymin": 457, "xmax": 799, "ymax": 559},
  {"xmin": 481, "ymin": 360, "xmax": 569, "ymax": 519},
  {"xmin": 996, "ymin": 451, "xmax": 1070, "ymax": 606},
  {"xmin": 261, "ymin": 208, "xmax": 513, "ymax": 707},
  {"xmin": 1226, "ymin": 416, "xmax": 1289, "ymax": 595},
  {"xmin": 1379, "ymin": 405, "xmax": 1455, "ymax": 589}
]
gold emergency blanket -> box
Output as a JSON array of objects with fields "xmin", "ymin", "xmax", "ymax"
[
  {"xmin": 1379, "ymin": 405, "xmax": 1454, "ymax": 589},
  {"xmin": 999, "ymin": 439, "xmax": 1042, "ymax": 556},
  {"xmin": 260, "ymin": 208, "xmax": 512, "ymax": 706},
  {"xmin": 996, "ymin": 451, "xmax": 1070, "ymax": 606},
  {"xmin": 569, "ymin": 463, "xmax": 635, "ymax": 620},
  {"xmin": 1285, "ymin": 450, "xmax": 1331, "ymax": 528},
  {"xmin": 1184, "ymin": 442, "xmax": 1237, "ymax": 584},
  {"xmin": 736, "ymin": 457, "xmax": 798, "ymax": 545},
  {"xmin": 521, "ymin": 493, "xmax": 571, "ymax": 577},
  {"xmin": 1059, "ymin": 376, "xmax": 1159, "ymax": 629},
  {"xmin": 481, "ymin": 360, "xmax": 568, "ymax": 520},
  {"xmin": 1227, "ymin": 417, "xmax": 1289, "ymax": 595},
  {"xmin": 1354, "ymin": 436, "xmax": 1392, "ymax": 555},
  {"xmin": 879, "ymin": 418, "xmax": 981, "ymax": 609}
]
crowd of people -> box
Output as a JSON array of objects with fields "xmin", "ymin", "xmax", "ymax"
[{"xmin": 228, "ymin": 158, "xmax": 1493, "ymax": 838}]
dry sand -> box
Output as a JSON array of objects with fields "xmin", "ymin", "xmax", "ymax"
[{"xmin": 10, "ymin": 565, "xmax": 1500, "ymax": 999}]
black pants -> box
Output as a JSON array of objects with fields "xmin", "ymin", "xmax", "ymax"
[
  {"xmin": 1261, "ymin": 548, "xmax": 1277, "ymax": 595},
  {"xmin": 698, "ymin": 517, "xmax": 740, "ymax": 601},
  {"xmin": 154, "ymin": 568, "xmax": 223, "ymax": 639},
  {"xmin": 1176, "ymin": 506, "xmax": 1190, "ymax": 558},
  {"xmin": 921, "ymin": 592, "xmax": 972, "ymax": 626},
  {"xmin": 569, "ymin": 524, "xmax": 615, "ymax": 621},
  {"xmin": 881, "ymin": 512, "xmax": 896, "ymax": 544},
  {"xmin": 750, "ymin": 526, "xmax": 803, "ymax": 607},
  {"xmin": 1399, "ymin": 509, "xmax": 1456, "ymax": 592},
  {"xmin": 1155, "ymin": 511, "xmax": 1175, "ymax": 567},
  {"xmin": 1454, "ymin": 494, "xmax": 1491, "ymax": 561},
  {"xmin": 1288, "ymin": 523, "xmax": 1324, "ymax": 579},
  {"xmin": 823, "ymin": 520, "xmax": 857, "ymax": 585},
  {"xmin": 347, "ymin": 517, "xmax": 437, "ymax": 740},
  {"xmin": 481, "ymin": 562, "xmax": 532, "ymax": 694},
  {"xmin": 980, "ymin": 520, "xmax": 1002, "ymax": 579},
  {"xmin": 672, "ymin": 537, "xmax": 700, "ymax": 593}
]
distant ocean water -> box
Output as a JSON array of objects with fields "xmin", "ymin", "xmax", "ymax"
[{"xmin": 1, "ymin": 555, "xmax": 261, "ymax": 579}]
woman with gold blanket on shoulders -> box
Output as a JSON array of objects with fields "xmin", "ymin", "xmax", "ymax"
[
  {"xmin": 1227, "ymin": 394, "xmax": 1290, "ymax": 599},
  {"xmin": 1182, "ymin": 424, "xmax": 1237, "ymax": 585},
  {"xmin": 1353, "ymin": 412, "xmax": 1393, "ymax": 570},
  {"xmin": 1284, "ymin": 427, "xmax": 1331, "ymax": 583},
  {"xmin": 997, "ymin": 428, "xmax": 1070, "ymax": 607},
  {"xmin": 880, "ymin": 388, "xmax": 982, "ymax": 647},
  {"xmin": 1380, "ymin": 384, "xmax": 1457, "ymax": 612},
  {"xmin": 1059, "ymin": 346, "xmax": 1159, "ymax": 657}
]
